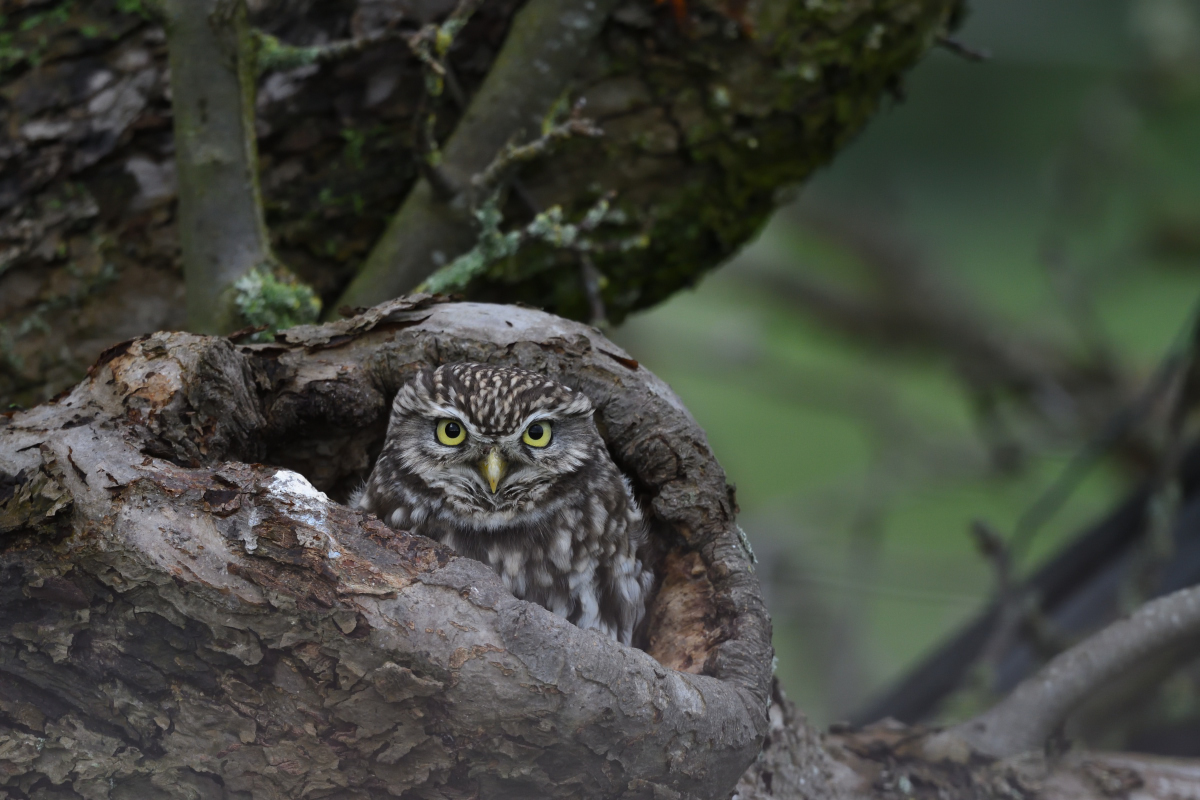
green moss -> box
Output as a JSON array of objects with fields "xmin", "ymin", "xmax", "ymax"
[
  {"xmin": 459, "ymin": 0, "xmax": 965, "ymax": 323},
  {"xmin": 233, "ymin": 268, "xmax": 322, "ymax": 340}
]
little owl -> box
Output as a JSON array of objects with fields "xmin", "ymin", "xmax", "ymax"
[{"xmin": 354, "ymin": 362, "xmax": 654, "ymax": 645}]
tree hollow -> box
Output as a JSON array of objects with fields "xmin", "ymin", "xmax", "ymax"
[{"xmin": 0, "ymin": 297, "xmax": 771, "ymax": 799}]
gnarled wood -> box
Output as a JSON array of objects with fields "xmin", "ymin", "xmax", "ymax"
[
  {"xmin": 0, "ymin": 298, "xmax": 770, "ymax": 799},
  {"xmin": 7, "ymin": 298, "xmax": 1200, "ymax": 799}
]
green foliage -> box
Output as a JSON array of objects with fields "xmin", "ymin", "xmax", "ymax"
[{"xmin": 233, "ymin": 268, "xmax": 322, "ymax": 341}]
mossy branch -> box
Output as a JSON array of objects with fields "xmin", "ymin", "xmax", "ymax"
[
  {"xmin": 417, "ymin": 193, "xmax": 632, "ymax": 297},
  {"xmin": 470, "ymin": 103, "xmax": 603, "ymax": 200},
  {"xmin": 333, "ymin": 0, "xmax": 623, "ymax": 314},
  {"xmin": 252, "ymin": 29, "xmax": 406, "ymax": 76}
]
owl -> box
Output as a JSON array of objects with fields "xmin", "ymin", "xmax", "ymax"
[{"xmin": 353, "ymin": 363, "xmax": 655, "ymax": 645}]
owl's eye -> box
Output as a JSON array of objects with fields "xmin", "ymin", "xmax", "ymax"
[
  {"xmin": 522, "ymin": 421, "xmax": 552, "ymax": 448},
  {"xmin": 436, "ymin": 419, "xmax": 466, "ymax": 446}
]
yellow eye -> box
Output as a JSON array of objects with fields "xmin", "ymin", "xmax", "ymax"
[
  {"xmin": 436, "ymin": 419, "xmax": 466, "ymax": 446},
  {"xmin": 522, "ymin": 421, "xmax": 552, "ymax": 448}
]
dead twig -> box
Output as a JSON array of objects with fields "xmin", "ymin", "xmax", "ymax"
[
  {"xmin": 756, "ymin": 209, "xmax": 1130, "ymax": 462},
  {"xmin": 1131, "ymin": 298, "xmax": 1200, "ymax": 597},
  {"xmin": 1008, "ymin": 294, "xmax": 1200, "ymax": 565}
]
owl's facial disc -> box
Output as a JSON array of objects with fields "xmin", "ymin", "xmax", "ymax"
[{"xmin": 383, "ymin": 363, "xmax": 601, "ymax": 525}]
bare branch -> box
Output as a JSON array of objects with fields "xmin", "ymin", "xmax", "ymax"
[{"xmin": 953, "ymin": 583, "xmax": 1200, "ymax": 758}]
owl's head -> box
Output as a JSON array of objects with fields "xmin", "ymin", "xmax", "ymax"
[{"xmin": 380, "ymin": 362, "xmax": 603, "ymax": 525}]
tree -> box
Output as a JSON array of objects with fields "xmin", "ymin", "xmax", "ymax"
[
  {"xmin": 5, "ymin": 296, "xmax": 1200, "ymax": 798},
  {"xmin": 6, "ymin": 0, "xmax": 1200, "ymax": 797},
  {"xmin": 1, "ymin": 0, "xmax": 959, "ymax": 406}
]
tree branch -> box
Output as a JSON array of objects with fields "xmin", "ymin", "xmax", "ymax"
[
  {"xmin": 253, "ymin": 28, "xmax": 406, "ymax": 76},
  {"xmin": 0, "ymin": 298, "xmax": 772, "ymax": 798},
  {"xmin": 334, "ymin": 0, "xmax": 621, "ymax": 312},
  {"xmin": 953, "ymin": 583, "xmax": 1200, "ymax": 758}
]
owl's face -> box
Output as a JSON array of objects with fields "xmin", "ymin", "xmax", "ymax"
[{"xmin": 380, "ymin": 363, "xmax": 602, "ymax": 527}]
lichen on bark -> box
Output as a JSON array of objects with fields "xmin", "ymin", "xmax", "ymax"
[
  {"xmin": 0, "ymin": 0, "xmax": 961, "ymax": 408},
  {"xmin": 457, "ymin": 0, "xmax": 964, "ymax": 322}
]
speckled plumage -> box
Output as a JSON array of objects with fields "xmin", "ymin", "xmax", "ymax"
[{"xmin": 354, "ymin": 363, "xmax": 654, "ymax": 644}]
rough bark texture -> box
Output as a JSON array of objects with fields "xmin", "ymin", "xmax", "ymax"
[
  {"xmin": 734, "ymin": 680, "xmax": 1200, "ymax": 800},
  {"xmin": 336, "ymin": 0, "xmax": 624, "ymax": 310},
  {"xmin": 0, "ymin": 0, "xmax": 963, "ymax": 408},
  {"xmin": 4, "ymin": 298, "xmax": 1200, "ymax": 799},
  {"xmin": 0, "ymin": 297, "xmax": 771, "ymax": 799}
]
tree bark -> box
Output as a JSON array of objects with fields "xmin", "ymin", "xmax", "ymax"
[
  {"xmin": 0, "ymin": 297, "xmax": 770, "ymax": 798},
  {"xmin": 164, "ymin": 0, "xmax": 276, "ymax": 333},
  {"xmin": 335, "ymin": 0, "xmax": 624, "ymax": 311},
  {"xmin": 0, "ymin": 0, "xmax": 962, "ymax": 408},
  {"xmin": 4, "ymin": 298, "xmax": 1200, "ymax": 798}
]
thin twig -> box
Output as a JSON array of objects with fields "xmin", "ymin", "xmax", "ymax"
[
  {"xmin": 1008, "ymin": 295, "xmax": 1200, "ymax": 564},
  {"xmin": 973, "ymin": 521, "xmax": 1018, "ymax": 656},
  {"xmin": 253, "ymin": 29, "xmax": 407, "ymax": 76},
  {"xmin": 973, "ymin": 520, "xmax": 1071, "ymax": 684},
  {"xmin": 471, "ymin": 104, "xmax": 603, "ymax": 200},
  {"xmin": 1133, "ymin": 303, "xmax": 1200, "ymax": 594},
  {"xmin": 936, "ymin": 35, "xmax": 991, "ymax": 62},
  {"xmin": 406, "ymin": 2, "xmax": 486, "ymax": 202},
  {"xmin": 953, "ymin": 583, "xmax": 1200, "ymax": 758}
]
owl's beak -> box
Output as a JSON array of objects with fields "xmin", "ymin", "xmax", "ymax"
[{"xmin": 481, "ymin": 447, "xmax": 506, "ymax": 494}]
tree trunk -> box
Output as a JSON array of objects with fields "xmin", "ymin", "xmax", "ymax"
[
  {"xmin": 4, "ymin": 297, "xmax": 1200, "ymax": 799},
  {"xmin": 0, "ymin": 297, "xmax": 771, "ymax": 798},
  {"xmin": 0, "ymin": 0, "xmax": 962, "ymax": 408}
]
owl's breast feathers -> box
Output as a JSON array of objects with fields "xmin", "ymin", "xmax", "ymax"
[{"xmin": 358, "ymin": 468, "xmax": 653, "ymax": 645}]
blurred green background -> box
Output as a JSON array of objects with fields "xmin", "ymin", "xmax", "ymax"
[{"xmin": 612, "ymin": 0, "xmax": 1200, "ymax": 726}]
